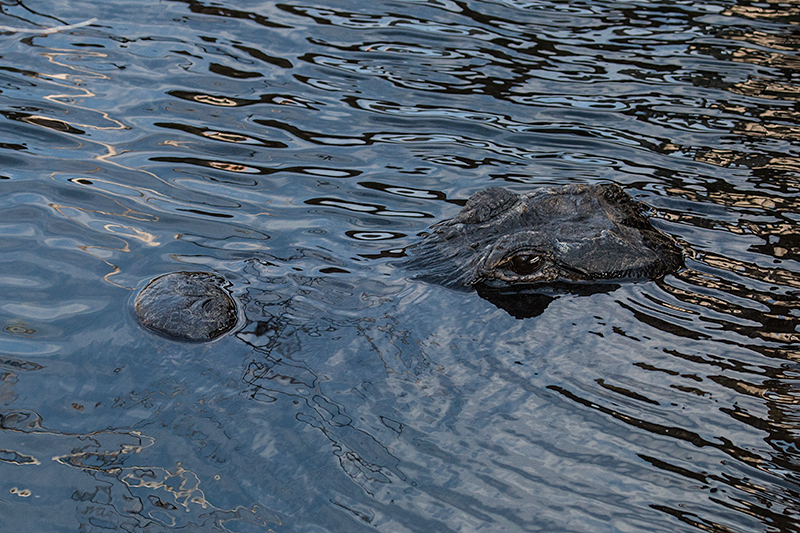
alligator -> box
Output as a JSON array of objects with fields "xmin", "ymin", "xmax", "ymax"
[
  {"xmin": 133, "ymin": 183, "xmax": 683, "ymax": 340},
  {"xmin": 404, "ymin": 183, "xmax": 683, "ymax": 289},
  {"xmin": 134, "ymin": 271, "xmax": 238, "ymax": 342}
]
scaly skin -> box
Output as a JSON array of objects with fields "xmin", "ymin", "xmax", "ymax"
[
  {"xmin": 404, "ymin": 184, "xmax": 683, "ymax": 288},
  {"xmin": 134, "ymin": 271, "xmax": 238, "ymax": 342}
]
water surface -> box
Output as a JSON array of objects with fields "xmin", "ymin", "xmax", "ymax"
[{"xmin": 0, "ymin": 0, "xmax": 799, "ymax": 531}]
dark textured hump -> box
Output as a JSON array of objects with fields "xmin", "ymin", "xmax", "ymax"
[
  {"xmin": 597, "ymin": 183, "xmax": 653, "ymax": 230},
  {"xmin": 404, "ymin": 183, "xmax": 684, "ymax": 291},
  {"xmin": 403, "ymin": 187, "xmax": 521, "ymax": 288},
  {"xmin": 598, "ymin": 183, "xmax": 685, "ymax": 276},
  {"xmin": 452, "ymin": 187, "xmax": 519, "ymax": 224},
  {"xmin": 403, "ymin": 237, "xmax": 476, "ymax": 290},
  {"xmin": 639, "ymin": 227, "xmax": 685, "ymax": 277},
  {"xmin": 134, "ymin": 271, "xmax": 238, "ymax": 342}
]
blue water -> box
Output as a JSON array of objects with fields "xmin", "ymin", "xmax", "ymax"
[{"xmin": 1, "ymin": 0, "xmax": 799, "ymax": 531}]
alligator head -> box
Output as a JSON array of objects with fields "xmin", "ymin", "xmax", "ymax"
[{"xmin": 405, "ymin": 183, "xmax": 684, "ymax": 292}]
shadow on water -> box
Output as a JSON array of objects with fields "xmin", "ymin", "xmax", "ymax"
[
  {"xmin": 475, "ymin": 282, "xmax": 620, "ymax": 319},
  {"xmin": 0, "ymin": 0, "xmax": 799, "ymax": 530}
]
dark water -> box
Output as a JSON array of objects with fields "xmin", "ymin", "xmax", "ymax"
[{"xmin": 0, "ymin": 0, "xmax": 799, "ymax": 531}]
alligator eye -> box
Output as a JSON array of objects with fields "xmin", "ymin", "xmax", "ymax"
[{"xmin": 507, "ymin": 254, "xmax": 542, "ymax": 275}]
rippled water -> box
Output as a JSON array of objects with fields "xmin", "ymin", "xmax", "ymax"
[{"xmin": 1, "ymin": 0, "xmax": 799, "ymax": 531}]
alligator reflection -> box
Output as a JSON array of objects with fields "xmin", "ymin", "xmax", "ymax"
[{"xmin": 475, "ymin": 282, "xmax": 619, "ymax": 319}]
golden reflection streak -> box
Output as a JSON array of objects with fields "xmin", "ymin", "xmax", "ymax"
[
  {"xmin": 699, "ymin": 252, "xmax": 800, "ymax": 290},
  {"xmin": 121, "ymin": 463, "xmax": 212, "ymax": 513},
  {"xmin": 118, "ymin": 464, "xmax": 276, "ymax": 528},
  {"xmin": 203, "ymin": 131, "xmax": 251, "ymax": 143},
  {"xmin": 47, "ymin": 130, "xmax": 204, "ymax": 289},
  {"xmin": 49, "ymin": 430, "xmax": 156, "ymax": 465},
  {"xmin": 30, "ymin": 46, "xmax": 278, "ymax": 289},
  {"xmin": 49, "ymin": 202, "xmax": 159, "ymax": 288},
  {"xmin": 103, "ymin": 223, "xmax": 160, "ymax": 246},
  {"xmin": 662, "ymin": 196, "xmax": 798, "ymax": 267},
  {"xmin": 208, "ymin": 161, "xmax": 259, "ymax": 173},
  {"xmin": 52, "ymin": 175, "xmax": 167, "ymax": 291},
  {"xmin": 665, "ymin": 186, "xmax": 797, "ymax": 212},
  {"xmin": 160, "ymin": 139, "xmax": 189, "ymax": 148},
  {"xmin": 737, "ymin": 122, "xmax": 800, "ymax": 141},
  {"xmin": 723, "ymin": 2, "xmax": 800, "ymax": 21},
  {"xmin": 724, "ymin": 378, "xmax": 800, "ymax": 405},
  {"xmin": 724, "ymin": 29, "xmax": 800, "ymax": 51},
  {"xmin": 37, "ymin": 50, "xmax": 128, "ymax": 131},
  {"xmin": 49, "ymin": 203, "xmax": 156, "ymax": 226},
  {"xmin": 761, "ymin": 157, "xmax": 800, "ymax": 173},
  {"xmin": 692, "ymin": 148, "xmax": 800, "ymax": 176},
  {"xmin": 660, "ymin": 142, "xmax": 800, "ymax": 178},
  {"xmin": 193, "ymin": 94, "xmax": 238, "ymax": 107},
  {"xmin": 19, "ymin": 115, "xmax": 82, "ymax": 134},
  {"xmin": 658, "ymin": 262, "xmax": 800, "ymax": 352},
  {"xmin": 715, "ymin": 26, "xmax": 800, "ymax": 144},
  {"xmin": 729, "ymin": 79, "xmax": 800, "ymax": 101},
  {"xmin": 662, "ymin": 270, "xmax": 799, "ymax": 348},
  {"xmin": 731, "ymin": 48, "xmax": 800, "ymax": 70},
  {"xmin": 26, "ymin": 46, "xmax": 186, "ymax": 287},
  {"xmin": 91, "ymin": 142, "xmax": 181, "ymax": 191}
]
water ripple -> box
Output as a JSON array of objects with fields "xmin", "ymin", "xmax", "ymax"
[{"xmin": 1, "ymin": 0, "xmax": 800, "ymax": 531}]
